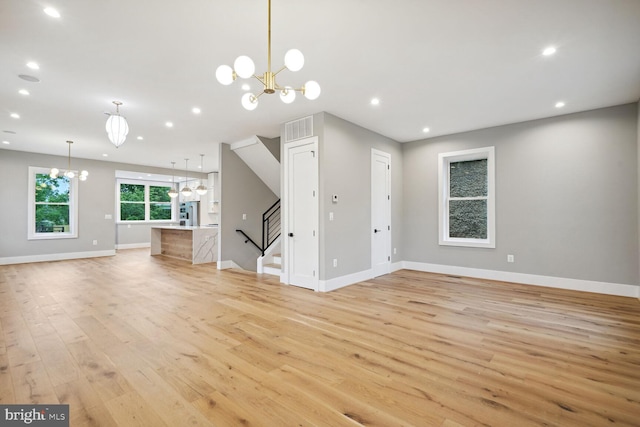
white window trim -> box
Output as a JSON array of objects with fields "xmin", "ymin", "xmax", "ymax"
[
  {"xmin": 28, "ymin": 166, "xmax": 79, "ymax": 240},
  {"xmin": 438, "ymin": 146, "xmax": 495, "ymax": 248},
  {"xmin": 116, "ymin": 179, "xmax": 176, "ymax": 223}
]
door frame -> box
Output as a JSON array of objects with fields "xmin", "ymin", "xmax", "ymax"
[
  {"xmin": 371, "ymin": 148, "xmax": 392, "ymax": 277},
  {"xmin": 282, "ymin": 136, "xmax": 319, "ymax": 291}
]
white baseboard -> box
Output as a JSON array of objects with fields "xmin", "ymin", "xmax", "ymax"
[
  {"xmin": 319, "ymin": 268, "xmax": 376, "ymax": 292},
  {"xmin": 0, "ymin": 250, "xmax": 116, "ymax": 266},
  {"xmin": 218, "ymin": 260, "xmax": 242, "ymax": 270},
  {"xmin": 402, "ymin": 261, "xmax": 640, "ymax": 298},
  {"xmin": 115, "ymin": 243, "xmax": 150, "ymax": 250}
]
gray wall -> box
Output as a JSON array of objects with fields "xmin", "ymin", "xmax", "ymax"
[
  {"xmin": 258, "ymin": 136, "xmax": 281, "ymax": 161},
  {"xmin": 219, "ymin": 143, "xmax": 279, "ymax": 271},
  {"xmin": 0, "ymin": 150, "xmax": 206, "ymax": 259},
  {"xmin": 1, "ymin": 150, "xmax": 116, "ymax": 258},
  {"xmin": 403, "ymin": 103, "xmax": 639, "ymax": 286},
  {"xmin": 316, "ymin": 112, "xmax": 403, "ymax": 280}
]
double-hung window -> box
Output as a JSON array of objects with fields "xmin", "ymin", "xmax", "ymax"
[
  {"xmin": 117, "ymin": 180, "xmax": 174, "ymax": 222},
  {"xmin": 28, "ymin": 166, "xmax": 78, "ymax": 239},
  {"xmin": 438, "ymin": 147, "xmax": 495, "ymax": 248}
]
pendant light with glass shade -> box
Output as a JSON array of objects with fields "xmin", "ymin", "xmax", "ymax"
[
  {"xmin": 106, "ymin": 101, "xmax": 129, "ymax": 148},
  {"xmin": 50, "ymin": 140, "xmax": 89, "ymax": 181},
  {"xmin": 168, "ymin": 161, "xmax": 179, "ymax": 199},
  {"xmin": 181, "ymin": 159, "xmax": 193, "ymax": 197},
  {"xmin": 196, "ymin": 154, "xmax": 208, "ymax": 195}
]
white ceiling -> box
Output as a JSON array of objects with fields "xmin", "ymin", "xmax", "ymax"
[{"xmin": 2, "ymin": 0, "xmax": 640, "ymax": 174}]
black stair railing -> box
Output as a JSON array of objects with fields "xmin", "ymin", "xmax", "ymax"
[
  {"xmin": 236, "ymin": 199, "xmax": 281, "ymax": 256},
  {"xmin": 262, "ymin": 199, "xmax": 281, "ymax": 256}
]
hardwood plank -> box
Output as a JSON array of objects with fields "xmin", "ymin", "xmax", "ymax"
[
  {"xmin": 10, "ymin": 360, "xmax": 58, "ymax": 404},
  {"xmin": 0, "ymin": 250, "xmax": 638, "ymax": 426}
]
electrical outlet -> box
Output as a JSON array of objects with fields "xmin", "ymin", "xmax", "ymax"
[
  {"xmin": 507, "ymin": 254, "xmax": 515, "ymax": 263},
  {"xmin": 394, "ymin": 248, "xmax": 397, "ymax": 255},
  {"xmin": 242, "ymin": 214, "xmax": 247, "ymax": 220},
  {"xmin": 333, "ymin": 259, "xmax": 338, "ymax": 267},
  {"xmin": 92, "ymin": 240, "xmax": 98, "ymax": 246},
  {"xmin": 329, "ymin": 212, "xmax": 334, "ymax": 221},
  {"xmin": 104, "ymin": 214, "xmax": 112, "ymax": 220}
]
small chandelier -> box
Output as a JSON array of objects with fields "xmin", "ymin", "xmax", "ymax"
[
  {"xmin": 106, "ymin": 101, "xmax": 129, "ymax": 147},
  {"xmin": 168, "ymin": 161, "xmax": 179, "ymax": 199},
  {"xmin": 215, "ymin": 0, "xmax": 321, "ymax": 110},
  {"xmin": 181, "ymin": 159, "xmax": 192, "ymax": 197},
  {"xmin": 50, "ymin": 140, "xmax": 89, "ymax": 181},
  {"xmin": 196, "ymin": 154, "xmax": 208, "ymax": 195}
]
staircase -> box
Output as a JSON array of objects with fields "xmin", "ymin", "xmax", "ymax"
[
  {"xmin": 231, "ymin": 135, "xmax": 282, "ymax": 276},
  {"xmin": 262, "ymin": 253, "xmax": 281, "ymax": 276}
]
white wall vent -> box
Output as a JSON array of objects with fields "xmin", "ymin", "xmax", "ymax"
[{"xmin": 284, "ymin": 116, "xmax": 313, "ymax": 142}]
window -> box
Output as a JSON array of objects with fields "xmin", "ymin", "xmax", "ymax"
[
  {"xmin": 117, "ymin": 180, "xmax": 174, "ymax": 222},
  {"xmin": 28, "ymin": 166, "xmax": 78, "ymax": 239},
  {"xmin": 438, "ymin": 147, "xmax": 495, "ymax": 248}
]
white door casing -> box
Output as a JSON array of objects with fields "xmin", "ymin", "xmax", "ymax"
[
  {"xmin": 283, "ymin": 137, "xmax": 319, "ymax": 290},
  {"xmin": 371, "ymin": 149, "xmax": 391, "ymax": 277}
]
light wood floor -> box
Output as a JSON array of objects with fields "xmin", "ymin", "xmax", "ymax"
[{"xmin": 1, "ymin": 250, "xmax": 639, "ymax": 426}]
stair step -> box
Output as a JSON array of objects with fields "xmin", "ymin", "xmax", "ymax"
[
  {"xmin": 272, "ymin": 254, "xmax": 282, "ymax": 263},
  {"xmin": 263, "ymin": 264, "xmax": 281, "ymax": 276}
]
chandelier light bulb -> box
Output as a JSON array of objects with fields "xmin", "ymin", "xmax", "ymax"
[
  {"xmin": 303, "ymin": 80, "xmax": 321, "ymax": 100},
  {"xmin": 234, "ymin": 55, "xmax": 255, "ymax": 79},
  {"xmin": 216, "ymin": 65, "xmax": 235, "ymax": 85},
  {"xmin": 280, "ymin": 87, "xmax": 296, "ymax": 104},
  {"xmin": 241, "ymin": 93, "xmax": 259, "ymax": 110},
  {"xmin": 64, "ymin": 170, "xmax": 75, "ymax": 179},
  {"xmin": 50, "ymin": 168, "xmax": 59, "ymax": 178},
  {"xmin": 79, "ymin": 174, "xmax": 87, "ymax": 181},
  {"xmin": 284, "ymin": 49, "xmax": 304, "ymax": 72}
]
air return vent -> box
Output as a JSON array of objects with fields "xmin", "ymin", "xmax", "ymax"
[{"xmin": 284, "ymin": 116, "xmax": 313, "ymax": 142}]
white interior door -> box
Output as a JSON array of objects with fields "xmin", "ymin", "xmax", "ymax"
[
  {"xmin": 371, "ymin": 149, "xmax": 391, "ymax": 277},
  {"xmin": 284, "ymin": 138, "xmax": 318, "ymax": 290}
]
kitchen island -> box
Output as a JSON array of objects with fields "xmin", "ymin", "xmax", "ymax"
[{"xmin": 150, "ymin": 225, "xmax": 218, "ymax": 264}]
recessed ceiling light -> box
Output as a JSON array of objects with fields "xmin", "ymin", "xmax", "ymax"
[
  {"xmin": 192, "ymin": 107, "xmax": 201, "ymax": 114},
  {"xmin": 10, "ymin": 113, "xmax": 20, "ymax": 119},
  {"xmin": 137, "ymin": 136, "xmax": 144, "ymax": 140},
  {"xmin": 18, "ymin": 89, "xmax": 30, "ymax": 95},
  {"xmin": 165, "ymin": 122, "xmax": 174, "ymax": 128},
  {"xmin": 18, "ymin": 74, "xmax": 40, "ymax": 83},
  {"xmin": 26, "ymin": 62, "xmax": 40, "ymax": 70},
  {"xmin": 542, "ymin": 46, "xmax": 557, "ymax": 56},
  {"xmin": 422, "ymin": 127, "xmax": 430, "ymax": 133},
  {"xmin": 555, "ymin": 101, "xmax": 565, "ymax": 108},
  {"xmin": 43, "ymin": 7, "xmax": 61, "ymax": 18},
  {"xmin": 102, "ymin": 153, "xmax": 108, "ymax": 157},
  {"xmin": 2, "ymin": 141, "xmax": 10, "ymax": 145},
  {"xmin": 371, "ymin": 98, "xmax": 380, "ymax": 106}
]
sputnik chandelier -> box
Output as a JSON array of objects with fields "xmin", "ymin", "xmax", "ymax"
[
  {"xmin": 50, "ymin": 140, "xmax": 89, "ymax": 181},
  {"xmin": 215, "ymin": 0, "xmax": 320, "ymax": 110}
]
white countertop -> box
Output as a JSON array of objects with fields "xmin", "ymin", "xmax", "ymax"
[{"xmin": 151, "ymin": 225, "xmax": 218, "ymax": 230}]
